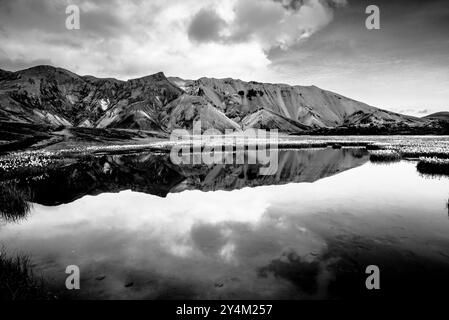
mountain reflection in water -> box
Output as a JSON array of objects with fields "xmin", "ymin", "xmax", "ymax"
[
  {"xmin": 1, "ymin": 148, "xmax": 449, "ymax": 300},
  {"xmin": 8, "ymin": 148, "xmax": 368, "ymax": 206}
]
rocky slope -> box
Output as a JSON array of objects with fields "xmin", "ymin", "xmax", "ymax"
[
  {"xmin": 168, "ymin": 76, "xmax": 425, "ymax": 129},
  {"xmin": 0, "ymin": 66, "xmax": 183, "ymax": 130},
  {"xmin": 241, "ymin": 109, "xmax": 309, "ymax": 133},
  {"xmin": 160, "ymin": 94, "xmax": 241, "ymax": 132},
  {"xmin": 0, "ymin": 65, "xmax": 428, "ymax": 134}
]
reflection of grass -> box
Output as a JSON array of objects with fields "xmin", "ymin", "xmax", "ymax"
[
  {"xmin": 0, "ymin": 182, "xmax": 31, "ymax": 222},
  {"xmin": 417, "ymin": 157, "xmax": 449, "ymax": 176},
  {"xmin": 0, "ymin": 251, "xmax": 51, "ymax": 300},
  {"xmin": 369, "ymin": 150, "xmax": 401, "ymax": 163},
  {"xmin": 332, "ymin": 143, "xmax": 342, "ymax": 149}
]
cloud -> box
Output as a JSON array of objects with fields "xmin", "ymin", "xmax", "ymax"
[
  {"xmin": 0, "ymin": 0, "xmax": 276, "ymax": 81},
  {"xmin": 187, "ymin": 0, "xmax": 347, "ymax": 50},
  {"xmin": 395, "ymin": 108, "xmax": 430, "ymax": 117},
  {"xmin": 0, "ymin": 0, "xmax": 131, "ymax": 39},
  {"xmin": 188, "ymin": 8, "xmax": 227, "ymax": 43}
]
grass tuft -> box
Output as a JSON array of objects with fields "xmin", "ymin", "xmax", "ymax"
[
  {"xmin": 0, "ymin": 182, "xmax": 31, "ymax": 222},
  {"xmin": 416, "ymin": 157, "xmax": 449, "ymax": 176},
  {"xmin": 0, "ymin": 251, "xmax": 52, "ymax": 300},
  {"xmin": 369, "ymin": 150, "xmax": 402, "ymax": 163}
]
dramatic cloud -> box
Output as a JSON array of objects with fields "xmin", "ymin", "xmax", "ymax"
[
  {"xmin": 0, "ymin": 0, "xmax": 348, "ymax": 77},
  {"xmin": 187, "ymin": 0, "xmax": 347, "ymax": 50}
]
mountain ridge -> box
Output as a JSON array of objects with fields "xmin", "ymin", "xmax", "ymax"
[
  {"xmin": 0, "ymin": 65, "xmax": 433, "ymax": 134},
  {"xmin": 423, "ymin": 111, "xmax": 449, "ymax": 121}
]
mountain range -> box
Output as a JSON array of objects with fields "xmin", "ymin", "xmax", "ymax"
[{"xmin": 0, "ymin": 65, "xmax": 446, "ymax": 136}]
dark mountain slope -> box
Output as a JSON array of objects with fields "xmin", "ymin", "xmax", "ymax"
[{"xmin": 424, "ymin": 111, "xmax": 449, "ymax": 121}]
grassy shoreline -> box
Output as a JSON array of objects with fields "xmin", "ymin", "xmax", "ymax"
[{"xmin": 1, "ymin": 136, "xmax": 449, "ymax": 178}]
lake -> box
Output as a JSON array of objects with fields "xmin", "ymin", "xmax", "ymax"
[{"xmin": 1, "ymin": 147, "xmax": 448, "ymax": 299}]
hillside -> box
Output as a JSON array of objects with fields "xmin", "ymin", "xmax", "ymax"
[
  {"xmin": 423, "ymin": 112, "xmax": 449, "ymax": 121},
  {"xmin": 168, "ymin": 76, "xmax": 425, "ymax": 129},
  {"xmin": 0, "ymin": 66, "xmax": 184, "ymax": 130},
  {"xmin": 0, "ymin": 65, "xmax": 431, "ymax": 137}
]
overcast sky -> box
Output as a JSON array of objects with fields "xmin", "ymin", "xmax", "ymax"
[{"xmin": 0, "ymin": 0, "xmax": 448, "ymax": 115}]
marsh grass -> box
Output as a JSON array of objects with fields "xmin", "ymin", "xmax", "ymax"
[
  {"xmin": 400, "ymin": 150, "xmax": 449, "ymax": 159},
  {"xmin": 417, "ymin": 157, "xmax": 449, "ymax": 176},
  {"xmin": 0, "ymin": 182, "xmax": 32, "ymax": 222},
  {"xmin": 0, "ymin": 152, "xmax": 54, "ymax": 179},
  {"xmin": 0, "ymin": 251, "xmax": 52, "ymax": 300},
  {"xmin": 369, "ymin": 150, "xmax": 402, "ymax": 163}
]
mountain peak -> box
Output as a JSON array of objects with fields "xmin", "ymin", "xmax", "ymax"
[
  {"xmin": 130, "ymin": 71, "xmax": 167, "ymax": 83},
  {"xmin": 18, "ymin": 65, "xmax": 58, "ymax": 74},
  {"xmin": 16, "ymin": 65, "xmax": 82, "ymax": 80}
]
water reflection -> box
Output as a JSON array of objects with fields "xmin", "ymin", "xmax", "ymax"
[
  {"xmin": 4, "ymin": 148, "xmax": 368, "ymax": 206},
  {"xmin": 0, "ymin": 149, "xmax": 448, "ymax": 299}
]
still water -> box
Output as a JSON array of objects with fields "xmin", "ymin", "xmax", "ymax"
[{"xmin": 1, "ymin": 148, "xmax": 448, "ymax": 299}]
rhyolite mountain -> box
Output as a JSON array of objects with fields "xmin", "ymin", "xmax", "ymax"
[{"xmin": 0, "ymin": 65, "xmax": 428, "ymax": 133}]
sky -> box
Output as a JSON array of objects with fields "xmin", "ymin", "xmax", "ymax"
[{"xmin": 0, "ymin": 0, "xmax": 448, "ymax": 116}]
